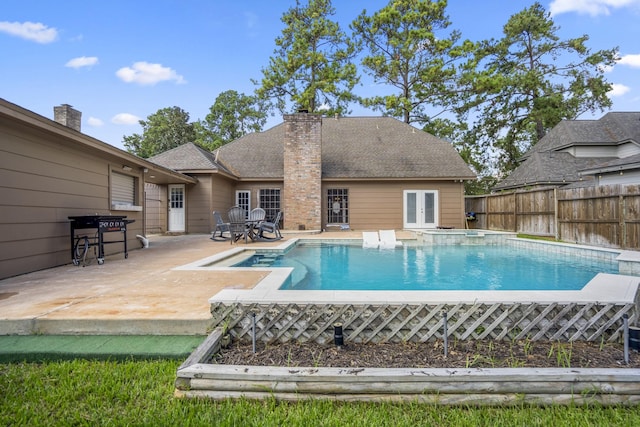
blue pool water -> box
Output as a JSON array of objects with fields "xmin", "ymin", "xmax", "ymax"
[{"xmin": 233, "ymin": 243, "xmax": 618, "ymax": 291}]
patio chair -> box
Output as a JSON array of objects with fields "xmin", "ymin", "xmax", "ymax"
[
  {"xmin": 247, "ymin": 208, "xmax": 266, "ymax": 240},
  {"xmin": 257, "ymin": 211, "xmax": 283, "ymax": 241},
  {"xmin": 227, "ymin": 206, "xmax": 248, "ymax": 244},
  {"xmin": 248, "ymin": 208, "xmax": 266, "ymax": 224},
  {"xmin": 362, "ymin": 231, "xmax": 380, "ymax": 248},
  {"xmin": 211, "ymin": 211, "xmax": 230, "ymax": 241},
  {"xmin": 379, "ymin": 230, "xmax": 403, "ymax": 249}
]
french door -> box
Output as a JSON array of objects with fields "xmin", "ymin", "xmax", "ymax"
[{"xmin": 403, "ymin": 190, "xmax": 438, "ymax": 228}]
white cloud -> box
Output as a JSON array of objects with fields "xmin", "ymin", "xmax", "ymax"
[
  {"xmin": 549, "ymin": 0, "xmax": 640, "ymax": 16},
  {"xmin": 0, "ymin": 21, "xmax": 58, "ymax": 43},
  {"xmin": 111, "ymin": 113, "xmax": 140, "ymax": 125},
  {"xmin": 87, "ymin": 117, "xmax": 104, "ymax": 127},
  {"xmin": 115, "ymin": 61, "xmax": 186, "ymax": 85},
  {"xmin": 608, "ymin": 83, "xmax": 630, "ymax": 97},
  {"xmin": 65, "ymin": 56, "xmax": 99, "ymax": 69},
  {"xmin": 617, "ymin": 53, "xmax": 640, "ymax": 68}
]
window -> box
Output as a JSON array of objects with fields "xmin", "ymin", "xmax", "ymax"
[
  {"xmin": 259, "ymin": 188, "xmax": 281, "ymax": 223},
  {"xmin": 111, "ymin": 172, "xmax": 141, "ymax": 211},
  {"xmin": 327, "ymin": 189, "xmax": 348, "ymax": 224}
]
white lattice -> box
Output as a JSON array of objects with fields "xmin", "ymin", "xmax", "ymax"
[{"xmin": 211, "ymin": 302, "xmax": 636, "ymax": 345}]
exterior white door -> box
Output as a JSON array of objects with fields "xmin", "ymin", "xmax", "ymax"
[
  {"xmin": 404, "ymin": 190, "xmax": 438, "ymax": 228},
  {"xmin": 236, "ymin": 190, "xmax": 251, "ymax": 217},
  {"xmin": 168, "ymin": 185, "xmax": 185, "ymax": 232}
]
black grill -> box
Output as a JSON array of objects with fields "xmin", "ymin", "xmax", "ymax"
[{"xmin": 69, "ymin": 215, "xmax": 134, "ymax": 265}]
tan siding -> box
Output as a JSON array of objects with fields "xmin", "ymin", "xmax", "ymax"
[
  {"xmin": 186, "ymin": 174, "xmax": 213, "ymax": 234},
  {"xmin": 211, "ymin": 175, "xmax": 240, "ymax": 226},
  {"xmin": 144, "ymin": 183, "xmax": 166, "ymax": 234},
  {"xmin": 0, "ymin": 119, "xmax": 143, "ymax": 279},
  {"xmin": 322, "ymin": 181, "xmax": 465, "ymax": 231}
]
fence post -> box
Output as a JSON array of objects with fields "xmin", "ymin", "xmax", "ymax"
[
  {"xmin": 511, "ymin": 192, "xmax": 515, "ymax": 233},
  {"xmin": 619, "ymin": 194, "xmax": 626, "ymax": 249},
  {"xmin": 554, "ymin": 188, "xmax": 559, "ymax": 241}
]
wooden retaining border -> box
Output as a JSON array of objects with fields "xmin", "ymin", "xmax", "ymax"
[{"xmin": 175, "ymin": 329, "xmax": 640, "ymax": 405}]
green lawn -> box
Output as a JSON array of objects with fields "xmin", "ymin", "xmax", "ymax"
[{"xmin": 1, "ymin": 359, "xmax": 637, "ymax": 426}]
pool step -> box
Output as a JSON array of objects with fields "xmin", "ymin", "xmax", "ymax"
[{"xmin": 251, "ymin": 254, "xmax": 282, "ymax": 267}]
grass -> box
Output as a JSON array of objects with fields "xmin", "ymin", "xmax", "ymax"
[
  {"xmin": 516, "ymin": 233, "xmax": 558, "ymax": 242},
  {"xmin": 2, "ymin": 359, "xmax": 639, "ymax": 426}
]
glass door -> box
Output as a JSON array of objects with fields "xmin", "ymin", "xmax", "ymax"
[{"xmin": 403, "ymin": 190, "xmax": 438, "ymax": 228}]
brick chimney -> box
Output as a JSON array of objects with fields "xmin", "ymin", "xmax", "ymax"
[
  {"xmin": 54, "ymin": 104, "xmax": 81, "ymax": 132},
  {"xmin": 283, "ymin": 112, "xmax": 322, "ymax": 231}
]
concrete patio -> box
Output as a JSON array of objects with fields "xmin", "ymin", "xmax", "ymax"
[{"xmin": 0, "ymin": 231, "xmax": 409, "ymax": 336}]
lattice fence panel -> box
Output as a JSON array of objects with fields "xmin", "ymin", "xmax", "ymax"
[{"xmin": 211, "ymin": 302, "xmax": 637, "ymax": 345}]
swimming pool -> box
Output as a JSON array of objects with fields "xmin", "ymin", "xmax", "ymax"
[{"xmin": 232, "ymin": 243, "xmax": 618, "ymax": 291}]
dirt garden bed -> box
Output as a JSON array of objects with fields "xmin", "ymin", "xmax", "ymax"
[{"xmin": 212, "ymin": 339, "xmax": 640, "ymax": 369}]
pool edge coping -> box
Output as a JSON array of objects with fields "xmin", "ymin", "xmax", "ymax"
[{"xmin": 171, "ymin": 237, "xmax": 640, "ymax": 305}]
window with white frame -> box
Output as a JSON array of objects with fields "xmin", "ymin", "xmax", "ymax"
[
  {"xmin": 327, "ymin": 188, "xmax": 348, "ymax": 224},
  {"xmin": 259, "ymin": 188, "xmax": 281, "ymax": 223}
]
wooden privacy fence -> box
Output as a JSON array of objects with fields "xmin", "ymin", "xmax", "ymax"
[{"xmin": 465, "ymin": 184, "xmax": 640, "ymax": 250}]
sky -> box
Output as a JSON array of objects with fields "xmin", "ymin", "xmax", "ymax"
[{"xmin": 1, "ymin": 0, "xmax": 639, "ymax": 151}]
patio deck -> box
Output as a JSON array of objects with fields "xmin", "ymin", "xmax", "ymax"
[{"xmin": 0, "ymin": 231, "xmax": 410, "ymax": 336}]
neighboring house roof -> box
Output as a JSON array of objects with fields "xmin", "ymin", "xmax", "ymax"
[
  {"xmin": 493, "ymin": 112, "xmax": 640, "ymax": 191},
  {"xmin": 214, "ymin": 116, "xmax": 476, "ymax": 180},
  {"xmin": 493, "ymin": 152, "xmax": 609, "ymax": 190},
  {"xmin": 523, "ymin": 112, "xmax": 640, "ymax": 159},
  {"xmin": 579, "ymin": 152, "xmax": 640, "ymax": 176}
]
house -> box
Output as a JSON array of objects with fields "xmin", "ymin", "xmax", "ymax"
[
  {"xmin": 493, "ymin": 112, "xmax": 640, "ymax": 191},
  {"xmin": 149, "ymin": 112, "xmax": 476, "ymax": 233},
  {"xmin": 0, "ymin": 98, "xmax": 196, "ymax": 279}
]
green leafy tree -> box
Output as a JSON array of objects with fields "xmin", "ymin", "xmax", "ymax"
[
  {"xmin": 194, "ymin": 90, "xmax": 268, "ymax": 151},
  {"xmin": 459, "ymin": 2, "xmax": 618, "ymax": 174},
  {"xmin": 254, "ymin": 0, "xmax": 359, "ymax": 114},
  {"xmin": 351, "ymin": 0, "xmax": 474, "ymax": 125},
  {"xmin": 123, "ymin": 107, "xmax": 196, "ymax": 158}
]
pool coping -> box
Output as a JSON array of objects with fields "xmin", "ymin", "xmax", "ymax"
[{"xmin": 173, "ymin": 238, "xmax": 640, "ymax": 305}]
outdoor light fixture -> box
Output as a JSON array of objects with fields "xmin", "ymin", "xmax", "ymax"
[
  {"xmin": 122, "ymin": 165, "xmax": 132, "ymax": 172},
  {"xmin": 334, "ymin": 323, "xmax": 344, "ymax": 347}
]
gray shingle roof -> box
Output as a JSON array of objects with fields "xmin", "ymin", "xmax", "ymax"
[
  {"xmin": 215, "ymin": 116, "xmax": 475, "ymax": 180},
  {"xmin": 494, "ymin": 112, "xmax": 640, "ymax": 190},
  {"xmin": 493, "ymin": 152, "xmax": 613, "ymax": 190},
  {"xmin": 524, "ymin": 112, "xmax": 640, "ymax": 159},
  {"xmin": 149, "ymin": 142, "xmax": 229, "ymax": 173}
]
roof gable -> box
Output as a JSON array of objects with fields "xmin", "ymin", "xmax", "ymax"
[{"xmin": 149, "ymin": 142, "xmax": 222, "ymax": 171}]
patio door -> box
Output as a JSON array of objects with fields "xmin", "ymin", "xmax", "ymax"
[
  {"xmin": 168, "ymin": 185, "xmax": 185, "ymax": 232},
  {"xmin": 404, "ymin": 190, "xmax": 438, "ymax": 229},
  {"xmin": 236, "ymin": 190, "xmax": 251, "ymax": 217}
]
